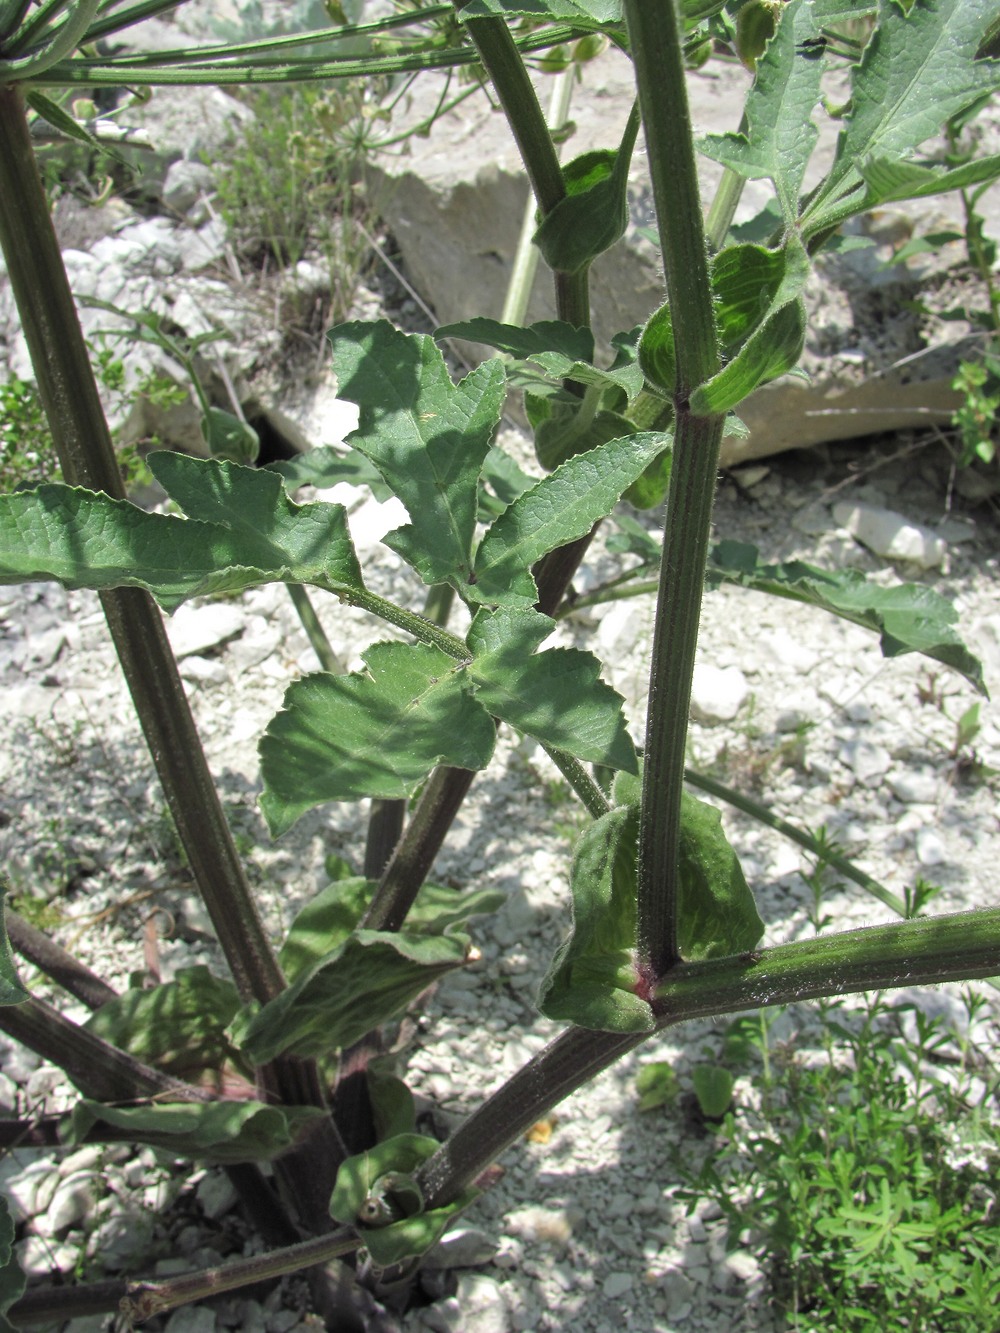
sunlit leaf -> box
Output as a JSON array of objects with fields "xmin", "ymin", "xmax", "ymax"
[{"xmin": 676, "ymin": 793, "xmax": 764, "ymax": 961}]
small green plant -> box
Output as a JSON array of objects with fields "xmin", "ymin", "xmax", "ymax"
[
  {"xmin": 0, "ymin": 1, "xmax": 998, "ymax": 1328},
  {"xmin": 678, "ymin": 992, "xmax": 1000, "ymax": 1330}
]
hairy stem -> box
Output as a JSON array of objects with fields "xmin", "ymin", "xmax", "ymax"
[
  {"xmin": 624, "ymin": 0, "xmax": 724, "ymax": 978},
  {"xmin": 6, "ymin": 909, "xmax": 118, "ymax": 1010}
]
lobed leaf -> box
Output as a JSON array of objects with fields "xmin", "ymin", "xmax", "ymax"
[
  {"xmin": 470, "ymin": 431, "xmax": 671, "ymax": 605},
  {"xmin": 259, "ymin": 642, "xmax": 497, "ymax": 837},
  {"xmin": 0, "ymin": 453, "xmax": 363, "ymax": 612},
  {"xmin": 467, "ymin": 606, "xmax": 637, "ymax": 771},
  {"xmin": 83, "ymin": 967, "xmax": 241, "ymax": 1079},
  {"xmin": 67, "ymin": 1100, "xmax": 326, "ymax": 1164},
  {"xmin": 803, "ymin": 0, "xmax": 1000, "ymax": 236},
  {"xmin": 236, "ymin": 932, "xmax": 469, "ymax": 1064},
  {"xmin": 328, "ymin": 321, "xmax": 506, "ymax": 589},
  {"xmin": 707, "ymin": 540, "xmax": 987, "ymax": 693}
]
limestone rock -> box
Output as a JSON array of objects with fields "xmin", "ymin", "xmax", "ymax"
[{"xmin": 832, "ymin": 500, "xmax": 947, "ymax": 569}]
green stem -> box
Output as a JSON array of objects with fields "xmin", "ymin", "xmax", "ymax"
[
  {"xmin": 543, "ymin": 746, "xmax": 611, "ymax": 819},
  {"xmin": 347, "ymin": 587, "xmax": 469, "ymax": 661},
  {"xmin": 417, "ymin": 906, "xmax": 1000, "ymax": 1209},
  {"xmin": 0, "ymin": 0, "xmax": 98, "ymax": 79},
  {"xmin": 287, "ymin": 583, "xmax": 343, "ymax": 674},
  {"xmin": 682, "ymin": 768, "xmax": 908, "ymax": 918},
  {"xmin": 624, "ymin": 0, "xmax": 724, "ymax": 979}
]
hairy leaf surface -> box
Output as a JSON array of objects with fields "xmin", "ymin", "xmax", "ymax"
[
  {"xmin": 328, "ymin": 321, "xmax": 505, "ymax": 589},
  {"xmin": 259, "ymin": 642, "xmax": 497, "ymax": 836},
  {"xmin": 676, "ymin": 794, "xmax": 764, "ymax": 961},
  {"xmin": 67, "ymin": 1101, "xmax": 325, "ymax": 1164}
]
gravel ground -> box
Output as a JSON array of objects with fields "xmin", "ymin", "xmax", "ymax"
[{"xmin": 1, "ymin": 424, "xmax": 998, "ymax": 1333}]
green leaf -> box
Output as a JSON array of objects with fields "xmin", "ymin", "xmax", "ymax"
[
  {"xmin": 535, "ymin": 402, "xmax": 635, "ymax": 471},
  {"xmin": 237, "ymin": 931, "xmax": 469, "ymax": 1063},
  {"xmin": 0, "ymin": 1194, "xmax": 25, "ymax": 1333},
  {"xmin": 803, "ymin": 0, "xmax": 1000, "ymax": 236},
  {"xmin": 467, "ymin": 606, "xmax": 637, "ymax": 771},
  {"xmin": 67, "ymin": 1100, "xmax": 325, "ymax": 1164},
  {"xmin": 327, "ymin": 321, "xmax": 506, "ymax": 589},
  {"xmin": 859, "ymin": 152, "xmax": 1000, "ymax": 206},
  {"xmin": 479, "ymin": 443, "xmax": 537, "ymax": 517},
  {"xmin": 83, "ymin": 967, "xmax": 240, "ymax": 1078},
  {"xmin": 279, "ymin": 878, "xmax": 504, "ymax": 982},
  {"xmin": 265, "ymin": 446, "xmax": 392, "ymax": 500},
  {"xmin": 367, "ymin": 1058, "xmax": 417, "ymax": 1141},
  {"xmin": 698, "ymin": 0, "xmax": 826, "ymax": 222},
  {"xmin": 691, "ymin": 1064, "xmax": 735, "ymax": 1118},
  {"xmin": 707, "ymin": 540, "xmax": 986, "ymax": 693},
  {"xmin": 470, "ymin": 431, "xmax": 672, "ymax": 605},
  {"xmin": 635, "ymin": 1061, "xmax": 680, "ymax": 1112},
  {"xmin": 533, "ymin": 105, "xmax": 640, "ymax": 274},
  {"xmin": 0, "ymin": 886, "xmax": 27, "ymax": 1008},
  {"xmin": 690, "ymin": 240, "xmax": 810, "ymax": 415},
  {"xmin": 329, "ymin": 1133, "xmax": 477, "ymax": 1267},
  {"xmin": 538, "ymin": 804, "xmax": 654, "ymax": 1033},
  {"xmin": 200, "ymin": 407, "xmax": 260, "ymax": 466},
  {"xmin": 435, "ymin": 318, "xmax": 595, "ymax": 364},
  {"xmin": 259, "ymin": 642, "xmax": 497, "ymax": 837},
  {"xmin": 0, "ymin": 453, "xmax": 363, "ymax": 612},
  {"xmin": 677, "ymin": 793, "xmax": 764, "ymax": 961}
]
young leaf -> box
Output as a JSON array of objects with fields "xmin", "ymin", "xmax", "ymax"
[
  {"xmin": 802, "ymin": 0, "xmax": 1000, "ymax": 237},
  {"xmin": 707, "ymin": 540, "xmax": 987, "ymax": 693},
  {"xmin": 236, "ymin": 932, "xmax": 469, "ymax": 1063},
  {"xmin": 467, "ymin": 606, "xmax": 638, "ymax": 771},
  {"xmin": 0, "ymin": 454, "xmax": 364, "ymax": 612},
  {"xmin": 67, "ymin": 1101, "xmax": 326, "ymax": 1164},
  {"xmin": 635, "ymin": 1061, "xmax": 680, "ymax": 1113},
  {"xmin": 0, "ymin": 886, "xmax": 27, "ymax": 1008},
  {"xmin": 83, "ymin": 967, "xmax": 241, "ymax": 1078},
  {"xmin": 367, "ymin": 1059, "xmax": 417, "ymax": 1142},
  {"xmin": 0, "ymin": 1195, "xmax": 25, "ymax": 1333},
  {"xmin": 279, "ymin": 878, "xmax": 504, "ymax": 982},
  {"xmin": 538, "ymin": 804, "xmax": 655, "ymax": 1033},
  {"xmin": 329, "ymin": 1133, "xmax": 477, "ymax": 1268},
  {"xmin": 533, "ymin": 105, "xmax": 640, "ymax": 275},
  {"xmin": 327, "ymin": 321, "xmax": 506, "ymax": 589},
  {"xmin": 259, "ymin": 643, "xmax": 497, "ymax": 837},
  {"xmin": 470, "ymin": 431, "xmax": 672, "ymax": 605},
  {"xmin": 698, "ymin": 0, "xmax": 825, "ymax": 222},
  {"xmin": 676, "ymin": 793, "xmax": 764, "ymax": 961}
]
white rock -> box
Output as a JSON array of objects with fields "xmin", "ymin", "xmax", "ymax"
[
  {"xmin": 504, "ymin": 1205, "xmax": 574, "ymax": 1247},
  {"xmin": 453, "ymin": 1274, "xmax": 511, "ymax": 1333},
  {"xmin": 163, "ymin": 160, "xmax": 216, "ymax": 217},
  {"xmin": 167, "ymin": 603, "xmax": 245, "ymax": 658},
  {"xmin": 165, "ymin": 1307, "xmax": 218, "ymax": 1333},
  {"xmin": 690, "ymin": 665, "xmax": 749, "ymax": 722},
  {"xmin": 887, "ymin": 770, "xmax": 939, "ymax": 804},
  {"xmin": 602, "ymin": 1271, "xmax": 633, "ymax": 1299},
  {"xmin": 832, "ymin": 501, "xmax": 946, "ymax": 570},
  {"xmin": 44, "ymin": 1172, "xmax": 98, "ymax": 1233},
  {"xmin": 758, "ymin": 627, "xmax": 819, "ymax": 673},
  {"xmin": 196, "ymin": 1170, "xmax": 239, "ymax": 1221},
  {"xmin": 346, "ymin": 494, "xmax": 409, "ymax": 553},
  {"xmin": 916, "ymin": 828, "xmax": 947, "ymax": 866},
  {"xmin": 179, "ymin": 655, "xmax": 229, "ymax": 685},
  {"xmin": 426, "ymin": 1226, "xmax": 499, "ymax": 1269},
  {"xmin": 839, "ymin": 739, "xmax": 892, "ymax": 785}
]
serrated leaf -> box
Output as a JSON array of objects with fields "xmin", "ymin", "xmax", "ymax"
[
  {"xmin": 691, "ymin": 297, "xmax": 807, "ymax": 414},
  {"xmin": 707, "ymin": 539, "xmax": 986, "ymax": 692},
  {"xmin": 83, "ymin": 967, "xmax": 240, "ymax": 1078},
  {"xmin": 470, "ymin": 431, "xmax": 671, "ymax": 605},
  {"xmin": 279, "ymin": 877, "xmax": 504, "ymax": 982},
  {"xmin": 329, "ymin": 1133, "xmax": 476, "ymax": 1267},
  {"xmin": 265, "ymin": 446, "xmax": 392, "ymax": 500},
  {"xmin": 535, "ymin": 404, "xmax": 635, "ymax": 471},
  {"xmin": 467, "ymin": 606, "xmax": 637, "ymax": 771},
  {"xmin": 0, "ymin": 1195, "xmax": 23, "ymax": 1333},
  {"xmin": 0, "ymin": 453, "xmax": 363, "ymax": 612},
  {"xmin": 237, "ymin": 932, "xmax": 469, "ymax": 1063},
  {"xmin": 259, "ymin": 643, "xmax": 497, "ymax": 837},
  {"xmin": 327, "ymin": 321, "xmax": 505, "ymax": 589},
  {"xmin": 435, "ymin": 318, "xmax": 595, "ymax": 363},
  {"xmin": 67, "ymin": 1100, "xmax": 325, "ymax": 1164},
  {"xmin": 859, "ymin": 152, "xmax": 1000, "ymax": 206},
  {"xmin": 698, "ymin": 0, "xmax": 825, "ymax": 222},
  {"xmin": 0, "ymin": 887, "xmax": 27, "ymax": 1008},
  {"xmin": 677, "ymin": 793, "xmax": 764, "ymax": 961},
  {"xmin": 803, "ymin": 0, "xmax": 1000, "ymax": 236},
  {"xmin": 533, "ymin": 106, "xmax": 639, "ymax": 274},
  {"xmin": 539, "ymin": 804, "xmax": 653, "ymax": 1032}
]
